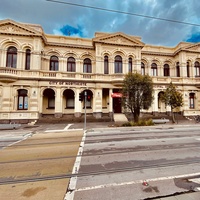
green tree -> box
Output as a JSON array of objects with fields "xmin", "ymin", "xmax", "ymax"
[
  {"xmin": 122, "ymin": 72, "xmax": 154, "ymax": 122},
  {"xmin": 161, "ymin": 82, "xmax": 183, "ymax": 123}
]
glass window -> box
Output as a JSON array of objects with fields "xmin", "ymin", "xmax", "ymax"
[
  {"xmin": 67, "ymin": 57, "xmax": 76, "ymax": 72},
  {"xmin": 128, "ymin": 58, "xmax": 132, "ymax": 73},
  {"xmin": 104, "ymin": 56, "xmax": 109, "ymax": 74},
  {"xmin": 164, "ymin": 64, "xmax": 170, "ymax": 76},
  {"xmin": 151, "ymin": 63, "xmax": 157, "ymax": 76},
  {"xmin": 195, "ymin": 61, "xmax": 200, "ymax": 77},
  {"xmin": 25, "ymin": 49, "xmax": 31, "ymax": 70},
  {"xmin": 6, "ymin": 46, "xmax": 17, "ymax": 68},
  {"xmin": 176, "ymin": 62, "xmax": 180, "ymax": 77},
  {"xmin": 115, "ymin": 55, "xmax": 122, "ymax": 73},
  {"xmin": 187, "ymin": 62, "xmax": 190, "ymax": 77},
  {"xmin": 18, "ymin": 89, "xmax": 28, "ymax": 110},
  {"xmin": 189, "ymin": 93, "xmax": 195, "ymax": 109},
  {"xmin": 50, "ymin": 56, "xmax": 59, "ymax": 71},
  {"xmin": 83, "ymin": 58, "xmax": 92, "ymax": 73},
  {"xmin": 141, "ymin": 62, "xmax": 145, "ymax": 75}
]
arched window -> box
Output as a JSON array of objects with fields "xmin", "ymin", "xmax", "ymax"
[
  {"xmin": 25, "ymin": 49, "xmax": 31, "ymax": 70},
  {"xmin": 151, "ymin": 63, "xmax": 157, "ymax": 76},
  {"xmin": 176, "ymin": 62, "xmax": 180, "ymax": 77},
  {"xmin": 50, "ymin": 56, "xmax": 59, "ymax": 71},
  {"xmin": 18, "ymin": 89, "xmax": 28, "ymax": 110},
  {"xmin": 194, "ymin": 61, "xmax": 200, "ymax": 77},
  {"xmin": 141, "ymin": 62, "xmax": 145, "ymax": 75},
  {"xmin": 187, "ymin": 62, "xmax": 190, "ymax": 77},
  {"xmin": 104, "ymin": 56, "xmax": 109, "ymax": 74},
  {"xmin": 128, "ymin": 57, "xmax": 132, "ymax": 73},
  {"xmin": 6, "ymin": 46, "xmax": 17, "ymax": 68},
  {"xmin": 83, "ymin": 58, "xmax": 92, "ymax": 73},
  {"xmin": 67, "ymin": 57, "xmax": 76, "ymax": 72},
  {"xmin": 164, "ymin": 64, "xmax": 170, "ymax": 76},
  {"xmin": 189, "ymin": 93, "xmax": 195, "ymax": 109},
  {"xmin": 115, "ymin": 55, "xmax": 122, "ymax": 73}
]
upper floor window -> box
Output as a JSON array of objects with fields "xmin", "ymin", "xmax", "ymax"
[
  {"xmin": 114, "ymin": 55, "xmax": 122, "ymax": 73},
  {"xmin": 187, "ymin": 62, "xmax": 190, "ymax": 77},
  {"xmin": 164, "ymin": 64, "xmax": 170, "ymax": 76},
  {"xmin": 6, "ymin": 46, "xmax": 17, "ymax": 68},
  {"xmin": 194, "ymin": 61, "xmax": 200, "ymax": 77},
  {"xmin": 141, "ymin": 62, "xmax": 145, "ymax": 75},
  {"xmin": 128, "ymin": 58, "xmax": 132, "ymax": 73},
  {"xmin": 176, "ymin": 62, "xmax": 180, "ymax": 77},
  {"xmin": 189, "ymin": 93, "xmax": 195, "ymax": 109},
  {"xmin": 25, "ymin": 49, "xmax": 31, "ymax": 70},
  {"xmin": 18, "ymin": 89, "xmax": 28, "ymax": 110},
  {"xmin": 50, "ymin": 56, "xmax": 59, "ymax": 71},
  {"xmin": 151, "ymin": 63, "xmax": 157, "ymax": 76},
  {"xmin": 104, "ymin": 56, "xmax": 109, "ymax": 74},
  {"xmin": 83, "ymin": 58, "xmax": 92, "ymax": 73},
  {"xmin": 67, "ymin": 57, "xmax": 76, "ymax": 72}
]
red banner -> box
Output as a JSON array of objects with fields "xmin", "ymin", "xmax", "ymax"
[{"xmin": 111, "ymin": 93, "xmax": 122, "ymax": 98}]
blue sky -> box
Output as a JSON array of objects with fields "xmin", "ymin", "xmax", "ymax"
[{"xmin": 0, "ymin": 0, "xmax": 200, "ymax": 47}]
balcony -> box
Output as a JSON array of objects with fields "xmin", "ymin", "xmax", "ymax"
[{"xmin": 0, "ymin": 67, "xmax": 199, "ymax": 86}]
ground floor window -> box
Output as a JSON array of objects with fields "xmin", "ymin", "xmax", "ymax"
[{"xmin": 18, "ymin": 89, "xmax": 28, "ymax": 110}]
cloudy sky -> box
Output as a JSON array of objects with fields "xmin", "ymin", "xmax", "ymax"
[{"xmin": 0, "ymin": 0, "xmax": 200, "ymax": 47}]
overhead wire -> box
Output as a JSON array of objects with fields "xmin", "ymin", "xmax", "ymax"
[{"xmin": 46, "ymin": 0, "xmax": 200, "ymax": 27}]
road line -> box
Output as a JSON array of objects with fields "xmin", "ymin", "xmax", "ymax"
[
  {"xmin": 64, "ymin": 124, "xmax": 73, "ymax": 130},
  {"xmin": 64, "ymin": 130, "xmax": 86, "ymax": 200},
  {"xmin": 75, "ymin": 172, "xmax": 200, "ymax": 192}
]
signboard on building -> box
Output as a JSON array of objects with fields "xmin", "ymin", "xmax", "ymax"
[{"xmin": 111, "ymin": 93, "xmax": 122, "ymax": 98}]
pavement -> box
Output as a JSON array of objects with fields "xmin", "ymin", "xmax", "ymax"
[{"xmin": 1, "ymin": 119, "xmax": 200, "ymax": 200}]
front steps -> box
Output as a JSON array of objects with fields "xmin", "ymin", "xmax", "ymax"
[{"xmin": 113, "ymin": 113, "xmax": 128, "ymax": 122}]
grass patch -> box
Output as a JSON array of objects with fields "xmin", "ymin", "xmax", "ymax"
[{"xmin": 122, "ymin": 119, "xmax": 154, "ymax": 126}]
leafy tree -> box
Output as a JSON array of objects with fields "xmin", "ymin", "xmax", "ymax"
[
  {"xmin": 161, "ymin": 82, "xmax": 183, "ymax": 123},
  {"xmin": 122, "ymin": 72, "xmax": 154, "ymax": 122}
]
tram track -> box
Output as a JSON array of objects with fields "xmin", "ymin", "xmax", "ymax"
[
  {"xmin": 0, "ymin": 142, "xmax": 199, "ymax": 165},
  {"xmin": 0, "ymin": 157, "xmax": 200, "ymax": 185}
]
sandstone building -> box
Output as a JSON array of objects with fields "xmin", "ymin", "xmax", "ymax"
[{"xmin": 0, "ymin": 19, "xmax": 199, "ymax": 123}]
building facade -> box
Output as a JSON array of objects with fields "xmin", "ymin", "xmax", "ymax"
[{"xmin": 0, "ymin": 19, "xmax": 200, "ymax": 123}]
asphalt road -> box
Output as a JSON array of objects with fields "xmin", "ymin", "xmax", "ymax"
[
  {"xmin": 69, "ymin": 126, "xmax": 200, "ymax": 200},
  {"xmin": 0, "ymin": 129, "xmax": 83, "ymax": 200}
]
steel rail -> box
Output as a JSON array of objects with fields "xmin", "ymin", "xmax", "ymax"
[{"xmin": 0, "ymin": 158, "xmax": 200, "ymax": 185}]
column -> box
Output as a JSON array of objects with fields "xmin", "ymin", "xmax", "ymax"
[
  {"xmin": 93, "ymin": 89, "xmax": 102, "ymax": 118},
  {"xmin": 152, "ymin": 90, "xmax": 158, "ymax": 115},
  {"xmin": 74, "ymin": 88, "xmax": 82, "ymax": 117},
  {"xmin": 54, "ymin": 87, "xmax": 62, "ymax": 118}
]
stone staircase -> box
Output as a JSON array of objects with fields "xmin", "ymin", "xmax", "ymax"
[{"xmin": 113, "ymin": 113, "xmax": 128, "ymax": 122}]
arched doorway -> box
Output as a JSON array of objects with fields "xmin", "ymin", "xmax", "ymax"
[
  {"xmin": 43, "ymin": 88, "xmax": 55, "ymax": 113},
  {"xmin": 63, "ymin": 89, "xmax": 75, "ymax": 113}
]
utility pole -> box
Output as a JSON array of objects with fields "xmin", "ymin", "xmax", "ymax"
[{"xmin": 84, "ymin": 91, "xmax": 87, "ymax": 130}]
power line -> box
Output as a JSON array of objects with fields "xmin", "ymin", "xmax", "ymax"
[{"xmin": 46, "ymin": 0, "xmax": 200, "ymax": 27}]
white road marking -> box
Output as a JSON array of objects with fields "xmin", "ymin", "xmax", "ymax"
[
  {"xmin": 64, "ymin": 130, "xmax": 87, "ymax": 200},
  {"xmin": 44, "ymin": 124, "xmax": 83, "ymax": 133},
  {"xmin": 64, "ymin": 124, "xmax": 73, "ymax": 130},
  {"xmin": 75, "ymin": 172, "xmax": 200, "ymax": 192}
]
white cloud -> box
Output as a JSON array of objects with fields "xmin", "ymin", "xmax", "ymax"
[{"xmin": 0, "ymin": 0, "xmax": 200, "ymax": 46}]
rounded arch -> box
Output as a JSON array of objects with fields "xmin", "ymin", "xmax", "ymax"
[
  {"xmin": 101, "ymin": 50, "xmax": 112, "ymax": 57},
  {"xmin": 21, "ymin": 44, "xmax": 34, "ymax": 52},
  {"xmin": 41, "ymin": 87, "xmax": 56, "ymax": 96},
  {"xmin": 64, "ymin": 51, "xmax": 78, "ymax": 59},
  {"xmin": 112, "ymin": 49, "xmax": 126, "ymax": 57},
  {"xmin": 80, "ymin": 52, "xmax": 95, "ymax": 60},
  {"xmin": 63, "ymin": 89, "xmax": 75, "ymax": 109},
  {"xmin": 45, "ymin": 49, "xmax": 61, "ymax": 58},
  {"xmin": 0, "ymin": 38, "xmax": 20, "ymax": 49}
]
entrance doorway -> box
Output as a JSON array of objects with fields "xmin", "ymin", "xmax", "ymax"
[{"xmin": 113, "ymin": 97, "xmax": 121, "ymax": 113}]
